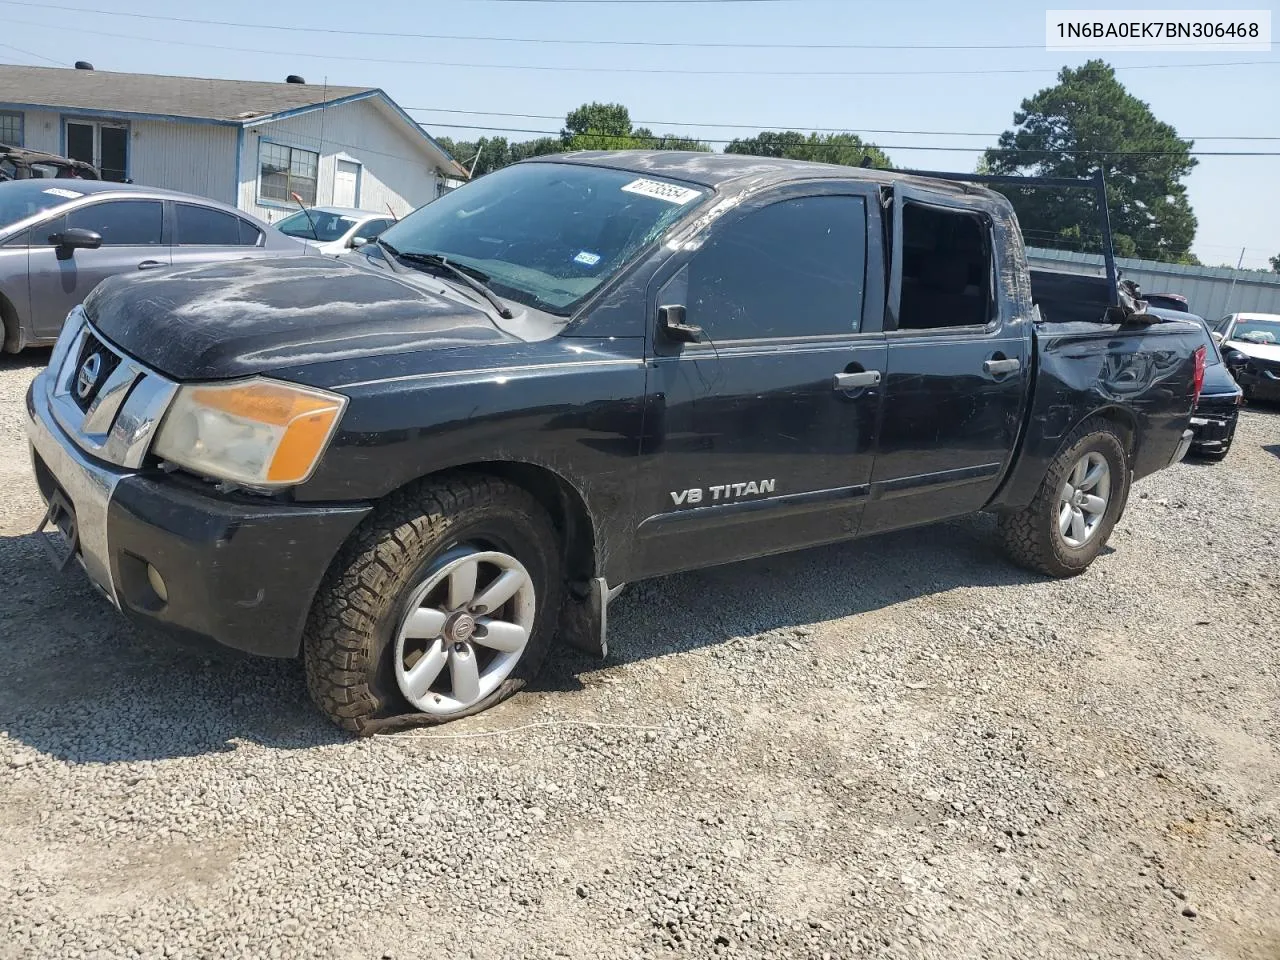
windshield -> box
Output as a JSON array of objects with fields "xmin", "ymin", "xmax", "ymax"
[
  {"xmin": 0, "ymin": 180, "xmax": 85, "ymax": 230},
  {"xmin": 1231, "ymin": 317, "xmax": 1280, "ymax": 344},
  {"xmin": 377, "ymin": 162, "xmax": 709, "ymax": 315},
  {"xmin": 276, "ymin": 209, "xmax": 359, "ymax": 242}
]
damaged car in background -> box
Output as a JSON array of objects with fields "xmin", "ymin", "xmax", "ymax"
[
  {"xmin": 1212, "ymin": 312, "xmax": 1280, "ymax": 403},
  {"xmin": 26, "ymin": 152, "xmax": 1206, "ymax": 733}
]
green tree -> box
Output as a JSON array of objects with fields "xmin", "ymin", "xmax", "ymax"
[
  {"xmin": 433, "ymin": 134, "xmax": 561, "ymax": 178},
  {"xmin": 725, "ymin": 131, "xmax": 892, "ymax": 168},
  {"xmin": 434, "ymin": 103, "xmax": 712, "ymax": 181},
  {"xmin": 984, "ymin": 60, "xmax": 1197, "ymax": 263},
  {"xmin": 509, "ymin": 137, "xmax": 562, "ymax": 162},
  {"xmin": 1271, "ymin": 253, "xmax": 1280, "ymax": 273},
  {"xmin": 562, "ymin": 102, "xmax": 633, "ymax": 145},
  {"xmin": 631, "ymin": 128, "xmax": 711, "ymax": 152},
  {"xmin": 560, "ymin": 103, "xmax": 711, "ymax": 152}
]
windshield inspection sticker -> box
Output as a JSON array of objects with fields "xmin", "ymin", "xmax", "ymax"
[
  {"xmin": 620, "ymin": 178, "xmax": 701, "ymax": 206},
  {"xmin": 42, "ymin": 187, "xmax": 83, "ymax": 200},
  {"xmin": 574, "ymin": 250, "xmax": 602, "ymax": 266}
]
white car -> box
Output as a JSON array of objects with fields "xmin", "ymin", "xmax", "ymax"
[{"xmin": 273, "ymin": 206, "xmax": 397, "ymax": 256}]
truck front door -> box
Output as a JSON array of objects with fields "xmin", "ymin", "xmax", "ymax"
[
  {"xmin": 634, "ymin": 183, "xmax": 887, "ymax": 579},
  {"xmin": 859, "ymin": 187, "xmax": 1032, "ymax": 536}
]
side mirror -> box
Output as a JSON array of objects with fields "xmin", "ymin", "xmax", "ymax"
[
  {"xmin": 1210, "ymin": 331, "xmax": 1224, "ymax": 345},
  {"xmin": 349, "ymin": 236, "xmax": 369, "ymax": 248},
  {"xmin": 49, "ymin": 227, "xmax": 103, "ymax": 255},
  {"xmin": 658, "ymin": 304, "xmax": 703, "ymax": 344}
]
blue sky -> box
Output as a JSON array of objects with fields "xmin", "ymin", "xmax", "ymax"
[{"xmin": 1, "ymin": 0, "xmax": 1276, "ymax": 268}]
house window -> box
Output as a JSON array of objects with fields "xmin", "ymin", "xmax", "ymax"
[
  {"xmin": 258, "ymin": 142, "xmax": 318, "ymax": 206},
  {"xmin": 64, "ymin": 119, "xmax": 129, "ymax": 181},
  {"xmin": 0, "ymin": 111, "xmax": 22, "ymax": 147}
]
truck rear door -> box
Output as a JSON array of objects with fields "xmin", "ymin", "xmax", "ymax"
[
  {"xmin": 859, "ymin": 185, "xmax": 1032, "ymax": 536},
  {"xmin": 633, "ymin": 181, "xmax": 887, "ymax": 579}
]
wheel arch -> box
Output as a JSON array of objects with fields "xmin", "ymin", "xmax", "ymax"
[
  {"xmin": 1086, "ymin": 404, "xmax": 1137, "ymax": 461},
  {"xmin": 0, "ymin": 286, "xmax": 23, "ymax": 353},
  {"xmin": 386, "ymin": 459, "xmax": 600, "ymax": 593},
  {"xmin": 987, "ymin": 401, "xmax": 1139, "ymax": 513}
]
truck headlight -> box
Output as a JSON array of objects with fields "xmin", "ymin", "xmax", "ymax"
[{"xmin": 152, "ymin": 378, "xmax": 347, "ymax": 487}]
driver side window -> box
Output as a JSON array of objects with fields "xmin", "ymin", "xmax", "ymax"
[
  {"xmin": 684, "ymin": 195, "xmax": 868, "ymax": 341},
  {"xmin": 63, "ymin": 200, "xmax": 164, "ymax": 246}
]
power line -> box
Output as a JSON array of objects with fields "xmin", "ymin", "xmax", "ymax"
[
  {"xmin": 416, "ymin": 121, "xmax": 1280, "ymax": 155},
  {"xmin": 0, "ymin": 40, "xmax": 63, "ymax": 66},
  {"xmin": 404, "ymin": 105, "xmax": 1280, "ymax": 141},
  {"xmin": 0, "ymin": 1, "xmax": 1248, "ymax": 51},
  {"xmin": 5, "ymin": 18, "xmax": 1278, "ymax": 78}
]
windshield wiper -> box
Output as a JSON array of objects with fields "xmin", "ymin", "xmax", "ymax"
[
  {"xmin": 374, "ymin": 237, "xmax": 406, "ymax": 273},
  {"xmin": 392, "ymin": 248, "xmax": 514, "ymax": 320}
]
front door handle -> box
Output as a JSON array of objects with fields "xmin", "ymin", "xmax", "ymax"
[
  {"xmin": 983, "ymin": 358, "xmax": 1021, "ymax": 375},
  {"xmin": 833, "ymin": 370, "xmax": 881, "ymax": 390},
  {"xmin": 137, "ymin": 260, "xmax": 166, "ymax": 270}
]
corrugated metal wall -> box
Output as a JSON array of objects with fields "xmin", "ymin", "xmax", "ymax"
[
  {"xmin": 7, "ymin": 109, "xmax": 237, "ymax": 202},
  {"xmin": 237, "ymin": 98, "xmax": 441, "ymax": 224},
  {"xmin": 1028, "ymin": 246, "xmax": 1280, "ymax": 319},
  {"xmin": 129, "ymin": 121, "xmax": 238, "ymax": 203}
]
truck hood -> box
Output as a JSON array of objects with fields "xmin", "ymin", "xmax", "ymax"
[
  {"xmin": 1225, "ymin": 338, "xmax": 1280, "ymax": 363},
  {"xmin": 83, "ymin": 255, "xmax": 510, "ymax": 381}
]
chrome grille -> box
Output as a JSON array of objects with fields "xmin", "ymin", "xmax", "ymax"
[
  {"xmin": 46, "ymin": 306, "xmax": 179, "ymax": 469},
  {"xmin": 69, "ymin": 330, "xmax": 122, "ymax": 413}
]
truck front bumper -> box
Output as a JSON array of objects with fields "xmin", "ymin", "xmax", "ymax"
[{"xmin": 26, "ymin": 375, "xmax": 370, "ymax": 658}]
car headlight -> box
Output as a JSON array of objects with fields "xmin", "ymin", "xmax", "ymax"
[{"xmin": 152, "ymin": 377, "xmax": 347, "ymax": 488}]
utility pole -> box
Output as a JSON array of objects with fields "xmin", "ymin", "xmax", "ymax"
[{"xmin": 1224, "ymin": 247, "xmax": 1246, "ymax": 313}]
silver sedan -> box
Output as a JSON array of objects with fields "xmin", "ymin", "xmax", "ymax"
[{"xmin": 0, "ymin": 180, "xmax": 307, "ymax": 352}]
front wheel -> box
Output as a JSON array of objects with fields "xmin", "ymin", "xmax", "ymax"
[
  {"xmin": 303, "ymin": 474, "xmax": 562, "ymax": 734},
  {"xmin": 997, "ymin": 419, "xmax": 1130, "ymax": 578}
]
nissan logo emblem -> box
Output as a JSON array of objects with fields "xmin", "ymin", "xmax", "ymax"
[{"xmin": 76, "ymin": 352, "xmax": 103, "ymax": 400}]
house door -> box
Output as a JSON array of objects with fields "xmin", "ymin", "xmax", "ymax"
[
  {"xmin": 65, "ymin": 120, "xmax": 129, "ymax": 182},
  {"xmin": 333, "ymin": 160, "xmax": 360, "ymax": 207}
]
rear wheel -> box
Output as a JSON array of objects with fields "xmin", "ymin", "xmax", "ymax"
[
  {"xmin": 303, "ymin": 474, "xmax": 562, "ymax": 734},
  {"xmin": 997, "ymin": 419, "xmax": 1130, "ymax": 578}
]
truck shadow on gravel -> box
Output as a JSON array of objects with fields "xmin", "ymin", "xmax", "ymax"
[
  {"xmin": 538, "ymin": 512, "xmax": 1061, "ymax": 692},
  {"xmin": 0, "ymin": 513, "xmax": 1054, "ymax": 764}
]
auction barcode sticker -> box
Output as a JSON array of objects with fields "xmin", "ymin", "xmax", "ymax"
[
  {"xmin": 620, "ymin": 178, "xmax": 701, "ymax": 205},
  {"xmin": 1047, "ymin": 10, "xmax": 1271, "ymax": 51}
]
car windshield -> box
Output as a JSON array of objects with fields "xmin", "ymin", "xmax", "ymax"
[
  {"xmin": 0, "ymin": 180, "xmax": 85, "ymax": 230},
  {"xmin": 1231, "ymin": 317, "xmax": 1280, "ymax": 344},
  {"xmin": 276, "ymin": 210, "xmax": 359, "ymax": 242},
  {"xmin": 377, "ymin": 162, "xmax": 709, "ymax": 315}
]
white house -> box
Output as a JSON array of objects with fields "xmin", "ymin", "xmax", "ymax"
[{"xmin": 0, "ymin": 63, "xmax": 467, "ymax": 222}]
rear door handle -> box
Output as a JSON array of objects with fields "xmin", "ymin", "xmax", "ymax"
[
  {"xmin": 137, "ymin": 260, "xmax": 166, "ymax": 270},
  {"xmin": 833, "ymin": 370, "xmax": 881, "ymax": 390},
  {"xmin": 983, "ymin": 358, "xmax": 1021, "ymax": 375}
]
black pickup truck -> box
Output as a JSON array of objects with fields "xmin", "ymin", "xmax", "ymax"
[{"xmin": 26, "ymin": 153, "xmax": 1206, "ymax": 732}]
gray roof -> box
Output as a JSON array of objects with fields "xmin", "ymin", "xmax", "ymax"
[{"xmin": 0, "ymin": 64, "xmax": 371, "ymax": 123}]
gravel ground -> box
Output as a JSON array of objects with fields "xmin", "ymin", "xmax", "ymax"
[{"xmin": 1, "ymin": 352, "xmax": 1277, "ymax": 960}]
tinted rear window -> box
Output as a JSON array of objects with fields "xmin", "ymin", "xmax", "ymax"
[{"xmin": 176, "ymin": 203, "xmax": 241, "ymax": 245}]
